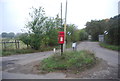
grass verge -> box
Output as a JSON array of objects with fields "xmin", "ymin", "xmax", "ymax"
[
  {"xmin": 2, "ymin": 49, "xmax": 36, "ymax": 56},
  {"xmin": 39, "ymin": 50, "xmax": 97, "ymax": 73},
  {"xmin": 2, "ymin": 45, "xmax": 60, "ymax": 56},
  {"xmin": 99, "ymin": 43, "xmax": 120, "ymax": 51},
  {"xmin": 2, "ymin": 41, "xmax": 79, "ymax": 56},
  {"xmin": 2, "ymin": 42, "xmax": 73, "ymax": 56},
  {"xmin": 66, "ymin": 42, "xmax": 72, "ymax": 48}
]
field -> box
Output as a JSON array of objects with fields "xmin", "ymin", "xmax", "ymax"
[
  {"xmin": 1, "ymin": 38, "xmax": 29, "ymax": 56},
  {"xmin": 1, "ymin": 38, "xmax": 27, "ymax": 49}
]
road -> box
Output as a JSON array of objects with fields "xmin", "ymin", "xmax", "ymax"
[
  {"xmin": 76, "ymin": 42, "xmax": 119, "ymax": 79},
  {"xmin": 0, "ymin": 41, "xmax": 119, "ymax": 79}
]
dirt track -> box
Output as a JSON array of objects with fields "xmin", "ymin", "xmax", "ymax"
[{"xmin": 0, "ymin": 41, "xmax": 119, "ymax": 79}]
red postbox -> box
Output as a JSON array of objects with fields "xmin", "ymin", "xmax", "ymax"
[{"xmin": 58, "ymin": 31, "xmax": 64, "ymax": 44}]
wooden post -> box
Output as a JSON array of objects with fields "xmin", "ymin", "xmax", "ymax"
[
  {"xmin": 63, "ymin": 0, "xmax": 67, "ymax": 52},
  {"xmin": 15, "ymin": 40, "xmax": 17, "ymax": 49},
  {"xmin": 61, "ymin": 2, "xmax": 62, "ymax": 30},
  {"xmin": 61, "ymin": 3, "xmax": 63, "ymax": 55},
  {"xmin": 2, "ymin": 41, "xmax": 4, "ymax": 49},
  {"xmin": 18, "ymin": 40, "xmax": 20, "ymax": 49},
  {"xmin": 4, "ymin": 42, "xmax": 6, "ymax": 49}
]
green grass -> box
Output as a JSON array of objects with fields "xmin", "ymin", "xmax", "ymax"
[
  {"xmin": 1, "ymin": 39, "xmax": 79, "ymax": 56},
  {"xmin": 2, "ymin": 49, "xmax": 36, "ymax": 56},
  {"xmin": 40, "ymin": 45, "xmax": 60, "ymax": 52},
  {"xmin": 1, "ymin": 42, "xmax": 72, "ymax": 56},
  {"xmin": 39, "ymin": 50, "xmax": 97, "ymax": 73},
  {"xmin": 2, "ymin": 45, "xmax": 60, "ymax": 56},
  {"xmin": 1, "ymin": 39, "xmax": 32, "ymax": 56},
  {"xmin": 1, "ymin": 38, "xmax": 61, "ymax": 56},
  {"xmin": 66, "ymin": 42, "xmax": 72, "ymax": 48},
  {"xmin": 1, "ymin": 40, "xmax": 27, "ymax": 49},
  {"xmin": 99, "ymin": 43, "xmax": 120, "ymax": 51}
]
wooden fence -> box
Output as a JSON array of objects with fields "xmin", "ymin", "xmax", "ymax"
[{"xmin": 1, "ymin": 40, "xmax": 20, "ymax": 49}]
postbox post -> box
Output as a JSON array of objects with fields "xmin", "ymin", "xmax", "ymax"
[{"xmin": 61, "ymin": 44, "xmax": 63, "ymax": 55}]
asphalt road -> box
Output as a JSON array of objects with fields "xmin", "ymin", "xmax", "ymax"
[{"xmin": 0, "ymin": 41, "xmax": 119, "ymax": 79}]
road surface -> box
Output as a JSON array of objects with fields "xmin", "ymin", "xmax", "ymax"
[{"xmin": 0, "ymin": 41, "xmax": 119, "ymax": 79}]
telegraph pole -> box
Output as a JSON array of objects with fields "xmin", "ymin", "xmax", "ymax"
[
  {"xmin": 61, "ymin": 3, "xmax": 62, "ymax": 28},
  {"xmin": 63, "ymin": 0, "xmax": 67, "ymax": 52},
  {"xmin": 61, "ymin": 2, "xmax": 63, "ymax": 55}
]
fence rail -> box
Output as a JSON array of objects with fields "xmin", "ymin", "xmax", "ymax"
[{"xmin": 1, "ymin": 40, "xmax": 20, "ymax": 49}]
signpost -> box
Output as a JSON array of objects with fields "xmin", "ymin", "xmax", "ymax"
[{"xmin": 58, "ymin": 31, "xmax": 64, "ymax": 55}]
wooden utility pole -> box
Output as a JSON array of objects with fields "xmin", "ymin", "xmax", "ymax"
[
  {"xmin": 61, "ymin": 2, "xmax": 62, "ymax": 28},
  {"xmin": 61, "ymin": 2, "xmax": 63, "ymax": 55},
  {"xmin": 63, "ymin": 0, "xmax": 67, "ymax": 52}
]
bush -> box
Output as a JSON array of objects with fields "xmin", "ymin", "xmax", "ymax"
[
  {"xmin": 40, "ymin": 50, "xmax": 97, "ymax": 73},
  {"xmin": 79, "ymin": 29, "xmax": 88, "ymax": 41}
]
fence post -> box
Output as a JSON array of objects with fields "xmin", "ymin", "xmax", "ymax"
[
  {"xmin": 4, "ymin": 42, "xmax": 6, "ymax": 49},
  {"xmin": 18, "ymin": 40, "xmax": 20, "ymax": 49},
  {"xmin": 15, "ymin": 40, "xmax": 17, "ymax": 49},
  {"xmin": 2, "ymin": 41, "xmax": 4, "ymax": 49}
]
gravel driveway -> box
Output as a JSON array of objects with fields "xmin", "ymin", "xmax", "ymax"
[{"xmin": 0, "ymin": 41, "xmax": 119, "ymax": 79}]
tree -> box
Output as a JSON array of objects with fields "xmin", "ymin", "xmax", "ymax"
[
  {"xmin": 19, "ymin": 33, "xmax": 30, "ymax": 48},
  {"xmin": 105, "ymin": 15, "xmax": 119, "ymax": 45},
  {"xmin": 15, "ymin": 33, "xmax": 22, "ymax": 38},
  {"xmin": 66, "ymin": 24, "xmax": 79, "ymax": 42},
  {"xmin": 44, "ymin": 17, "xmax": 59, "ymax": 46},
  {"xmin": 41, "ymin": 14, "xmax": 62, "ymax": 46},
  {"xmin": 85, "ymin": 20, "xmax": 105, "ymax": 41},
  {"xmin": 54, "ymin": 14, "xmax": 62, "ymax": 29},
  {"xmin": 79, "ymin": 29, "xmax": 88, "ymax": 41},
  {"xmin": 1, "ymin": 32, "xmax": 8, "ymax": 38},
  {"xmin": 1, "ymin": 32, "xmax": 15, "ymax": 38},
  {"xmin": 8, "ymin": 32, "xmax": 15, "ymax": 38},
  {"xmin": 85, "ymin": 14, "xmax": 119, "ymax": 45},
  {"xmin": 25, "ymin": 7, "xmax": 47, "ymax": 50}
]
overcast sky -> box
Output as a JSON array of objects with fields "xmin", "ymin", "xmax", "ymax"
[{"xmin": 0, "ymin": 0, "xmax": 119, "ymax": 33}]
